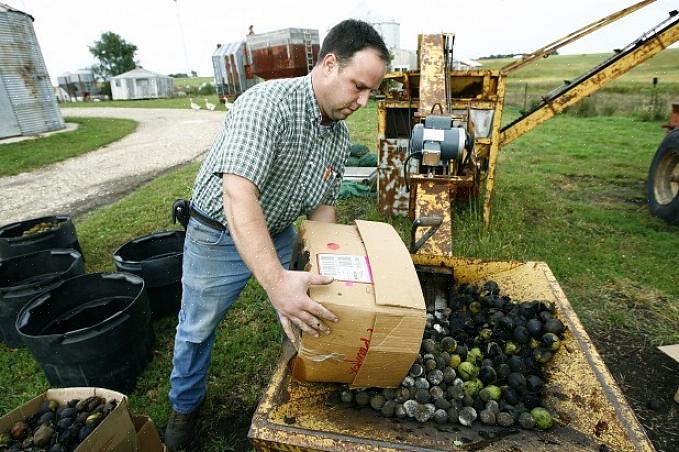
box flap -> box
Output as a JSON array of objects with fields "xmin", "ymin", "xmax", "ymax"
[
  {"xmin": 355, "ymin": 220, "xmax": 425, "ymax": 310},
  {"xmin": 299, "ymin": 221, "xmax": 366, "ymax": 259},
  {"xmin": 134, "ymin": 416, "xmax": 167, "ymax": 452}
]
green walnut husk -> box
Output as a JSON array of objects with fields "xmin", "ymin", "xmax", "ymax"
[
  {"xmin": 479, "ymin": 384, "xmax": 501, "ymax": 402},
  {"xmin": 531, "ymin": 407, "xmax": 554, "ymax": 430},
  {"xmin": 457, "ymin": 362, "xmax": 479, "ymax": 381},
  {"xmin": 463, "ymin": 379, "xmax": 483, "ymax": 397},
  {"xmin": 449, "ymin": 354, "xmax": 462, "ymax": 369}
]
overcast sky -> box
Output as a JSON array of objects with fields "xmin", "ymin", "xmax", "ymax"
[{"xmin": 10, "ymin": 0, "xmax": 679, "ymax": 83}]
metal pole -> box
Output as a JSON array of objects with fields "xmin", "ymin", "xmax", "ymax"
[{"xmin": 172, "ymin": 0, "xmax": 191, "ymax": 76}]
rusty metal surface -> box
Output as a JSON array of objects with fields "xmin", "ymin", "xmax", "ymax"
[
  {"xmin": 249, "ymin": 43, "xmax": 319, "ymax": 79},
  {"xmin": 408, "ymin": 176, "xmax": 475, "ymax": 256},
  {"xmin": 410, "ymin": 179, "xmax": 453, "ymax": 256},
  {"xmin": 482, "ymin": 75, "xmax": 506, "ymax": 229},
  {"xmin": 0, "ymin": 8, "xmax": 63, "ymax": 139},
  {"xmin": 418, "ymin": 35, "xmax": 447, "ymax": 116},
  {"xmin": 249, "ymin": 258, "xmax": 653, "ymax": 451},
  {"xmin": 663, "ymin": 102, "xmax": 679, "ymax": 131},
  {"xmin": 377, "ymin": 138, "xmax": 410, "ymax": 216},
  {"xmin": 377, "ymin": 7, "xmax": 679, "ymax": 236}
]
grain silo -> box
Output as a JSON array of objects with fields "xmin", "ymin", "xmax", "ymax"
[
  {"xmin": 371, "ymin": 21, "xmax": 400, "ymax": 51},
  {"xmin": 0, "ymin": 2, "xmax": 64, "ymax": 140}
]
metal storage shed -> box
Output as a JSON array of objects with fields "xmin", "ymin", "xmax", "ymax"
[
  {"xmin": 58, "ymin": 69, "xmax": 98, "ymax": 101},
  {"xmin": 0, "ymin": 2, "xmax": 64, "ymax": 140},
  {"xmin": 212, "ymin": 40, "xmax": 256, "ymax": 100},
  {"xmin": 110, "ymin": 68, "xmax": 174, "ymax": 100}
]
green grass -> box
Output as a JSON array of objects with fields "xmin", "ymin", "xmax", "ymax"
[
  {"xmin": 1, "ymin": 99, "xmax": 677, "ymax": 449},
  {"xmin": 480, "ymin": 48, "xmax": 679, "ymax": 85},
  {"xmin": 453, "ymin": 114, "xmax": 678, "ymax": 344},
  {"xmin": 481, "ymin": 48, "xmax": 679, "ymax": 118},
  {"xmin": 345, "ymin": 99, "xmax": 379, "ymax": 147},
  {"xmin": 0, "ymin": 117, "xmax": 137, "ymax": 177},
  {"xmin": 60, "ymin": 95, "xmax": 229, "ymax": 111},
  {"xmin": 173, "ymin": 76, "xmax": 214, "ymax": 88}
]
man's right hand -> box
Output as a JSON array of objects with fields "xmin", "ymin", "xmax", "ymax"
[{"xmin": 266, "ymin": 270, "xmax": 338, "ymax": 344}]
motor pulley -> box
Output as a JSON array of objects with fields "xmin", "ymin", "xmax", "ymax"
[{"xmin": 410, "ymin": 115, "xmax": 472, "ymax": 167}]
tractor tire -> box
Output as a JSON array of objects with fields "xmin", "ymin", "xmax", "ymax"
[{"xmin": 647, "ymin": 129, "xmax": 679, "ymax": 225}]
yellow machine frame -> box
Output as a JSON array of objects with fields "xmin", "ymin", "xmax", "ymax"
[{"xmin": 377, "ymin": 0, "xmax": 679, "ymax": 256}]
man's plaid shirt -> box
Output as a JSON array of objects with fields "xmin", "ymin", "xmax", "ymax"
[{"xmin": 192, "ymin": 75, "xmax": 351, "ymax": 235}]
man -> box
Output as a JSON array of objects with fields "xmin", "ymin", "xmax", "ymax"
[{"xmin": 164, "ymin": 19, "xmax": 389, "ymax": 450}]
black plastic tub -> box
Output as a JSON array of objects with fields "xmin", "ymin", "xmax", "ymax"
[
  {"xmin": 0, "ymin": 215, "xmax": 82, "ymax": 260},
  {"xmin": 113, "ymin": 230, "xmax": 185, "ymax": 318},
  {"xmin": 0, "ymin": 249, "xmax": 84, "ymax": 348},
  {"xmin": 16, "ymin": 272, "xmax": 154, "ymax": 392}
]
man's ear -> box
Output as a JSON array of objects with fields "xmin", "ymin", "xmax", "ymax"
[{"xmin": 320, "ymin": 53, "xmax": 338, "ymax": 75}]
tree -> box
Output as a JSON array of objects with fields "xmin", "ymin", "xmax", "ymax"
[{"xmin": 89, "ymin": 32, "xmax": 138, "ymax": 79}]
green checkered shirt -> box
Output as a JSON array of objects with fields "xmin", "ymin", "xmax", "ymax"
[{"xmin": 192, "ymin": 75, "xmax": 351, "ymax": 235}]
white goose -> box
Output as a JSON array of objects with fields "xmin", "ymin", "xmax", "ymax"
[
  {"xmin": 204, "ymin": 98, "xmax": 216, "ymax": 111},
  {"xmin": 189, "ymin": 98, "xmax": 201, "ymax": 111},
  {"xmin": 223, "ymin": 99, "xmax": 233, "ymax": 111}
]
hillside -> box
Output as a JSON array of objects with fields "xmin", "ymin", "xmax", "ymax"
[{"xmin": 479, "ymin": 48, "xmax": 679, "ymax": 86}]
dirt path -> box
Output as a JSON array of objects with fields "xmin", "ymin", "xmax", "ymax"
[{"xmin": 0, "ymin": 108, "xmax": 224, "ymax": 225}]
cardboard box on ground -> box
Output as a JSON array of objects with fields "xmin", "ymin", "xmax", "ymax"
[
  {"xmin": 658, "ymin": 344, "xmax": 679, "ymax": 404},
  {"xmin": 0, "ymin": 387, "xmax": 168, "ymax": 451},
  {"xmin": 133, "ymin": 416, "xmax": 167, "ymax": 452},
  {"xmin": 291, "ymin": 220, "xmax": 426, "ymax": 388},
  {"xmin": 0, "ymin": 387, "xmax": 136, "ymax": 451}
]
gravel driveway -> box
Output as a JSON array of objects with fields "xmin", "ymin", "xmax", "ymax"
[{"xmin": 0, "ymin": 108, "xmax": 225, "ymax": 225}]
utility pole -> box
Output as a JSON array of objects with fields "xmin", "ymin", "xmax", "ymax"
[{"xmin": 172, "ymin": 0, "xmax": 191, "ymax": 76}]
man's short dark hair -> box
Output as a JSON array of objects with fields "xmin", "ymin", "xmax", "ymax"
[{"xmin": 318, "ymin": 19, "xmax": 390, "ymax": 67}]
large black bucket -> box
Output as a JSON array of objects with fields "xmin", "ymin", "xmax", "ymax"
[
  {"xmin": 112, "ymin": 230, "xmax": 185, "ymax": 318},
  {"xmin": 0, "ymin": 249, "xmax": 84, "ymax": 348},
  {"xmin": 16, "ymin": 272, "xmax": 154, "ymax": 392},
  {"xmin": 0, "ymin": 215, "xmax": 82, "ymax": 260}
]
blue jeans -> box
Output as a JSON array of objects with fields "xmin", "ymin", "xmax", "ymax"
[{"xmin": 169, "ymin": 216, "xmax": 296, "ymax": 414}]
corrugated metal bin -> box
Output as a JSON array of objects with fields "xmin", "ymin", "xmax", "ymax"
[
  {"xmin": 249, "ymin": 255, "xmax": 653, "ymax": 452},
  {"xmin": 0, "ymin": 3, "xmax": 64, "ymax": 140},
  {"xmin": 212, "ymin": 41, "xmax": 256, "ymax": 99}
]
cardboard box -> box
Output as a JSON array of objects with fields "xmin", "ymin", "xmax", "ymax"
[
  {"xmin": 133, "ymin": 416, "xmax": 167, "ymax": 452},
  {"xmin": 0, "ymin": 387, "xmax": 138, "ymax": 452},
  {"xmin": 658, "ymin": 344, "xmax": 679, "ymax": 404},
  {"xmin": 291, "ymin": 220, "xmax": 426, "ymax": 388}
]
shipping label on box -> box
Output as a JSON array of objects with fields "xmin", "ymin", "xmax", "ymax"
[{"xmin": 291, "ymin": 220, "xmax": 426, "ymax": 388}]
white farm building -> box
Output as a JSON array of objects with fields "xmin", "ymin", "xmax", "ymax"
[{"xmin": 110, "ymin": 68, "xmax": 174, "ymax": 100}]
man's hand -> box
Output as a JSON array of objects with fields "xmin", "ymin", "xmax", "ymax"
[
  {"xmin": 267, "ymin": 270, "xmax": 338, "ymax": 343},
  {"xmin": 222, "ymin": 174, "xmax": 339, "ymax": 345}
]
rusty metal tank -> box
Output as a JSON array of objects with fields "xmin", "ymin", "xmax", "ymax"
[
  {"xmin": 249, "ymin": 256, "xmax": 653, "ymax": 451},
  {"xmin": 0, "ymin": 3, "xmax": 64, "ymax": 139},
  {"xmin": 246, "ymin": 28, "xmax": 319, "ymax": 80}
]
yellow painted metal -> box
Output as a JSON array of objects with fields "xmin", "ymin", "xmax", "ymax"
[
  {"xmin": 501, "ymin": 15, "xmax": 679, "ymax": 147},
  {"xmin": 502, "ymin": 0, "xmax": 656, "ymax": 74},
  {"xmin": 418, "ymin": 34, "xmax": 448, "ymax": 116},
  {"xmin": 482, "ymin": 74, "xmax": 506, "ymax": 229},
  {"xmin": 249, "ymin": 257, "xmax": 654, "ymax": 451},
  {"xmin": 377, "ymin": 3, "xmax": 679, "ymax": 235},
  {"xmin": 410, "ymin": 178, "xmax": 453, "ymax": 256}
]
